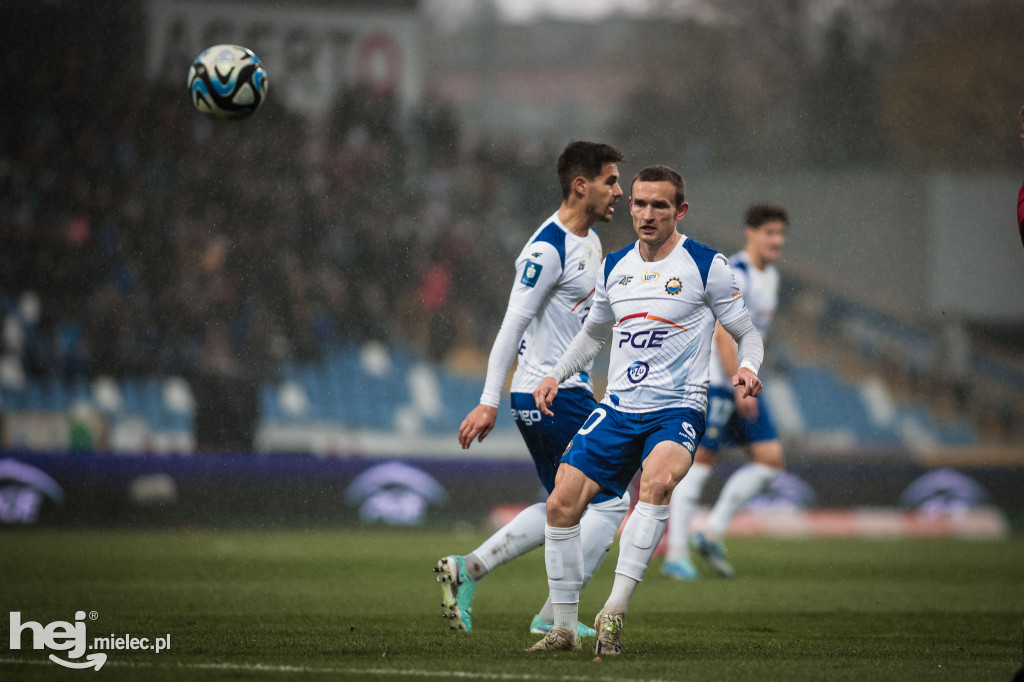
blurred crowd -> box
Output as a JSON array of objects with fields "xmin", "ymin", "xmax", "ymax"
[{"xmin": 0, "ymin": 48, "xmax": 565, "ymax": 385}]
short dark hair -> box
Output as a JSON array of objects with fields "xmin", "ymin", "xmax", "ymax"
[
  {"xmin": 631, "ymin": 165, "xmax": 685, "ymax": 208},
  {"xmin": 557, "ymin": 141, "xmax": 623, "ymax": 200},
  {"xmin": 745, "ymin": 203, "xmax": 789, "ymax": 229}
]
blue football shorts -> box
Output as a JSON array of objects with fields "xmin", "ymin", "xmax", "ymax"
[
  {"xmin": 699, "ymin": 385, "xmax": 778, "ymax": 452},
  {"xmin": 510, "ymin": 388, "xmax": 618, "ymax": 504},
  {"xmin": 558, "ymin": 404, "xmax": 705, "ymax": 498}
]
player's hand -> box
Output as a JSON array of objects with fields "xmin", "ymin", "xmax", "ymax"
[
  {"xmin": 732, "ymin": 367, "xmax": 762, "ymax": 400},
  {"xmin": 533, "ymin": 377, "xmax": 559, "ymax": 417},
  {"xmin": 734, "ymin": 386, "xmax": 760, "ymax": 420},
  {"xmin": 458, "ymin": 404, "xmax": 498, "ymax": 449}
]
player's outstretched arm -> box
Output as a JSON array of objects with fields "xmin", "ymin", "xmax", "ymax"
[
  {"xmin": 713, "ymin": 320, "xmax": 758, "ymax": 419},
  {"xmin": 718, "ymin": 309, "xmax": 764, "ymax": 399},
  {"xmin": 461, "ymin": 308, "xmax": 532, "ymax": 450},
  {"xmin": 459, "ymin": 404, "xmax": 498, "ymax": 449},
  {"xmin": 533, "ymin": 377, "xmax": 560, "ymax": 417}
]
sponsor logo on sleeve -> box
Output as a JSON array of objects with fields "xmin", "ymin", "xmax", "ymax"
[{"xmin": 521, "ymin": 260, "xmax": 543, "ymax": 287}]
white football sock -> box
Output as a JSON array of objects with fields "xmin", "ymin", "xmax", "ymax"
[
  {"xmin": 537, "ymin": 493, "xmax": 630, "ymax": 623},
  {"xmin": 545, "ymin": 523, "xmax": 583, "ymax": 631},
  {"xmin": 667, "ymin": 462, "xmax": 711, "ymax": 561},
  {"xmin": 603, "ymin": 502, "xmax": 669, "ymax": 614},
  {"xmin": 467, "ymin": 502, "xmax": 546, "ymax": 581},
  {"xmin": 580, "ymin": 492, "xmax": 631, "ymax": 583},
  {"xmin": 704, "ymin": 463, "xmax": 780, "ymax": 540}
]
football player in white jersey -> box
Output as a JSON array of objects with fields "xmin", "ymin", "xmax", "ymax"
[
  {"xmin": 664, "ymin": 204, "xmax": 788, "ymax": 581},
  {"xmin": 528, "ymin": 165, "xmax": 765, "ymax": 654},
  {"xmin": 434, "ymin": 141, "xmax": 632, "ymax": 638}
]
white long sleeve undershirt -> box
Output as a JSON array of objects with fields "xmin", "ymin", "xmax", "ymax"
[
  {"xmin": 479, "ymin": 309, "xmax": 533, "ymax": 408},
  {"xmin": 720, "ymin": 311, "xmax": 764, "ymax": 376},
  {"xmin": 546, "ymin": 317, "xmax": 613, "ymax": 385}
]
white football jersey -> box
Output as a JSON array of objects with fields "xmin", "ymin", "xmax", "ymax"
[
  {"xmin": 708, "ymin": 250, "xmax": 778, "ymax": 388},
  {"xmin": 508, "ymin": 212, "xmax": 603, "ymax": 394},
  {"xmin": 589, "ymin": 236, "xmax": 748, "ymax": 413}
]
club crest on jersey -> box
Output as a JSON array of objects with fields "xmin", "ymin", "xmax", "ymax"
[
  {"xmin": 665, "ymin": 277, "xmax": 683, "ymax": 295},
  {"xmin": 626, "ymin": 361, "xmax": 649, "ymax": 384},
  {"xmin": 521, "ymin": 260, "xmax": 542, "ymax": 287},
  {"xmin": 641, "ymin": 270, "xmax": 660, "ymax": 283}
]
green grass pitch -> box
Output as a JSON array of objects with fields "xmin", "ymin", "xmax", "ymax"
[{"xmin": 1, "ymin": 528, "xmax": 1022, "ymax": 681}]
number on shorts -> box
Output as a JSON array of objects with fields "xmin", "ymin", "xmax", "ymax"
[{"xmin": 578, "ymin": 408, "xmax": 607, "ymax": 435}]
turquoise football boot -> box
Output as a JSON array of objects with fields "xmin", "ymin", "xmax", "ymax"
[{"xmin": 434, "ymin": 555, "xmax": 476, "ymax": 632}]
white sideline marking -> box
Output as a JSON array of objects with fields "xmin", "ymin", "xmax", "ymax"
[{"xmin": 0, "ymin": 657, "xmax": 672, "ymax": 682}]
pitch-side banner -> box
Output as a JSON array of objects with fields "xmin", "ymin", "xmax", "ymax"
[{"xmin": 146, "ymin": 0, "xmax": 422, "ymax": 114}]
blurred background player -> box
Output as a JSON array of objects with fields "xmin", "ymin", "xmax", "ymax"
[
  {"xmin": 434, "ymin": 141, "xmax": 631, "ymax": 637},
  {"xmin": 663, "ymin": 203, "xmax": 789, "ymax": 580},
  {"xmin": 528, "ymin": 165, "xmax": 764, "ymax": 654}
]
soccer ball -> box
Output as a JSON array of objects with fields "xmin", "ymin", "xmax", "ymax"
[{"xmin": 187, "ymin": 44, "xmax": 268, "ymax": 120}]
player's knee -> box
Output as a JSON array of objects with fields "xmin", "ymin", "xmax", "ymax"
[
  {"xmin": 642, "ymin": 478, "xmax": 675, "ymax": 505},
  {"xmin": 546, "ymin": 491, "xmax": 583, "ymax": 527}
]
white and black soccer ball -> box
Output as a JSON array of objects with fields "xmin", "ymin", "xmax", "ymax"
[{"xmin": 187, "ymin": 44, "xmax": 268, "ymax": 120}]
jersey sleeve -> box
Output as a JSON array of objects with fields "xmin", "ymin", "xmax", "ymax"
[
  {"xmin": 730, "ymin": 257, "xmax": 751, "ymax": 298},
  {"xmin": 584, "ymin": 257, "xmax": 616, "ymax": 327},
  {"xmin": 478, "ymin": 309, "xmax": 532, "ymax": 408},
  {"xmin": 505, "ymin": 242, "xmax": 564, "ymax": 318},
  {"xmin": 706, "ymin": 253, "xmax": 748, "ymax": 325}
]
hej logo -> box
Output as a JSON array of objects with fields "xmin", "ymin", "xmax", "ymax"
[
  {"xmin": 9, "ymin": 610, "xmax": 171, "ymax": 671},
  {"xmin": 9, "ymin": 611, "xmax": 105, "ymax": 670}
]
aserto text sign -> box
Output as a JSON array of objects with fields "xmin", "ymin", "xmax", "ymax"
[{"xmin": 146, "ymin": 0, "xmax": 423, "ymax": 114}]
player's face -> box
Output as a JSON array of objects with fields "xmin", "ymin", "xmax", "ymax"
[
  {"xmin": 583, "ymin": 162, "xmax": 623, "ymax": 223},
  {"xmin": 629, "ymin": 180, "xmax": 688, "ymax": 252},
  {"xmin": 746, "ymin": 219, "xmax": 786, "ymax": 265}
]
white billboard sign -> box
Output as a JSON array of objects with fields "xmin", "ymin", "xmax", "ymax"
[{"xmin": 146, "ymin": 0, "xmax": 422, "ymax": 114}]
